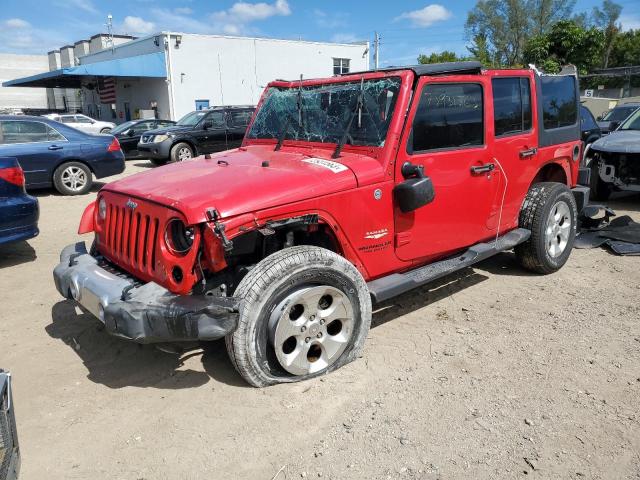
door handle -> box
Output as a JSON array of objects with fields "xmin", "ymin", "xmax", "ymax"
[
  {"xmin": 470, "ymin": 163, "xmax": 495, "ymax": 174},
  {"xmin": 519, "ymin": 147, "xmax": 537, "ymax": 158},
  {"xmin": 48, "ymin": 145, "xmax": 63, "ymax": 150}
]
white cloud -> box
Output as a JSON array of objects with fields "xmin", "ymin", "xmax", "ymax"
[
  {"xmin": 4, "ymin": 18, "xmax": 31, "ymax": 29},
  {"xmin": 395, "ymin": 4, "xmax": 452, "ymax": 27},
  {"xmin": 57, "ymin": 0, "xmax": 98, "ymax": 14},
  {"xmin": 149, "ymin": 8, "xmax": 212, "ymax": 34},
  {"xmin": 211, "ymin": 0, "xmax": 291, "ymax": 34},
  {"xmin": 174, "ymin": 7, "xmax": 193, "ymax": 15},
  {"xmin": 121, "ymin": 16, "xmax": 156, "ymax": 35},
  {"xmin": 314, "ymin": 9, "xmax": 348, "ymax": 29},
  {"xmin": 331, "ymin": 33, "xmax": 358, "ymax": 44},
  {"xmin": 620, "ymin": 13, "xmax": 640, "ymax": 31}
]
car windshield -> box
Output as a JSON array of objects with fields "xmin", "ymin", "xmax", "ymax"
[
  {"xmin": 247, "ymin": 76, "xmax": 402, "ymax": 147},
  {"xmin": 110, "ymin": 121, "xmax": 137, "ymax": 134},
  {"xmin": 603, "ymin": 106, "xmax": 638, "ymax": 122},
  {"xmin": 619, "ymin": 109, "xmax": 640, "ymax": 130},
  {"xmin": 177, "ymin": 111, "xmax": 208, "ymax": 126}
]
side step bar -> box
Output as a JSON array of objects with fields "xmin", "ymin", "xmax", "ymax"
[{"xmin": 367, "ymin": 228, "xmax": 531, "ymax": 303}]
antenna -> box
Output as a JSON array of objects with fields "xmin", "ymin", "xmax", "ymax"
[{"xmin": 217, "ymin": 53, "xmax": 229, "ymax": 150}]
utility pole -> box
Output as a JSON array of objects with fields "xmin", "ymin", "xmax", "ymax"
[{"xmin": 373, "ymin": 31, "xmax": 380, "ymax": 70}]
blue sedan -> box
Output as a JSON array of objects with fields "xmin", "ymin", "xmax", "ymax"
[
  {"xmin": 0, "ymin": 115, "xmax": 125, "ymax": 195},
  {"xmin": 0, "ymin": 157, "xmax": 39, "ymax": 245}
]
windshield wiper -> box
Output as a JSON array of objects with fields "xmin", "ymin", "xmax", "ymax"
[
  {"xmin": 274, "ymin": 115, "xmax": 292, "ymax": 151},
  {"xmin": 332, "ymin": 77, "xmax": 365, "ymax": 159}
]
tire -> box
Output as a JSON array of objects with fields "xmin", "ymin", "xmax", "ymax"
[
  {"xmin": 149, "ymin": 158, "xmax": 168, "ymax": 166},
  {"xmin": 514, "ymin": 182, "xmax": 577, "ymax": 274},
  {"xmin": 100, "ymin": 127, "xmax": 111, "ymax": 134},
  {"xmin": 52, "ymin": 162, "xmax": 93, "ymax": 195},
  {"xmin": 170, "ymin": 142, "xmax": 193, "ymax": 162},
  {"xmin": 226, "ymin": 246, "xmax": 372, "ymax": 387},
  {"xmin": 589, "ymin": 162, "xmax": 612, "ymax": 201}
]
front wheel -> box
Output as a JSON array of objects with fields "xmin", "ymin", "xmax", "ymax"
[
  {"xmin": 170, "ymin": 142, "xmax": 193, "ymax": 162},
  {"xmin": 515, "ymin": 182, "xmax": 577, "ymax": 274},
  {"xmin": 226, "ymin": 246, "xmax": 372, "ymax": 387}
]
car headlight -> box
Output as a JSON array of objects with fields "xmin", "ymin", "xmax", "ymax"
[
  {"xmin": 98, "ymin": 197, "xmax": 107, "ymax": 220},
  {"xmin": 152, "ymin": 134, "xmax": 170, "ymax": 143},
  {"xmin": 164, "ymin": 218, "xmax": 195, "ymax": 255}
]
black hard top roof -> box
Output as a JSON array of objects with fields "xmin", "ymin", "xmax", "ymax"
[{"xmin": 341, "ymin": 61, "xmax": 483, "ymax": 77}]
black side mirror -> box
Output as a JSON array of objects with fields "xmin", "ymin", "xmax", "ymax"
[
  {"xmin": 125, "ymin": 128, "xmax": 135, "ymax": 136},
  {"xmin": 394, "ymin": 162, "xmax": 435, "ymax": 213}
]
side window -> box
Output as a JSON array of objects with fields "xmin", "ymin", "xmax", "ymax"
[
  {"xmin": 410, "ymin": 83, "xmax": 484, "ymax": 152},
  {"xmin": 47, "ymin": 125, "xmax": 66, "ymax": 142},
  {"xmin": 0, "ymin": 121, "xmax": 49, "ymax": 144},
  {"xmin": 132, "ymin": 121, "xmax": 153, "ymax": 134},
  {"xmin": 540, "ymin": 76, "xmax": 577, "ymax": 129},
  {"xmin": 229, "ymin": 111, "xmax": 252, "ymax": 127},
  {"xmin": 60, "ymin": 116, "xmax": 75, "ymax": 124},
  {"xmin": 492, "ymin": 77, "xmax": 532, "ymax": 136},
  {"xmin": 75, "ymin": 115, "xmax": 92, "ymax": 124},
  {"xmin": 580, "ymin": 106, "xmax": 597, "ymax": 130},
  {"xmin": 203, "ymin": 111, "xmax": 225, "ymax": 129}
]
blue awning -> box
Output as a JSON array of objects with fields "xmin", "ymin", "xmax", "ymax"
[{"xmin": 3, "ymin": 51, "xmax": 166, "ymax": 88}]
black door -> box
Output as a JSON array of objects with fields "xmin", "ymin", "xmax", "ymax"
[
  {"xmin": 196, "ymin": 110, "xmax": 228, "ymax": 153},
  {"xmin": 119, "ymin": 121, "xmax": 155, "ymax": 157},
  {"xmin": 226, "ymin": 109, "xmax": 254, "ymax": 147}
]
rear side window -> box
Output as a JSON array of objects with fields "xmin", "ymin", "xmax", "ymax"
[
  {"xmin": 580, "ymin": 106, "xmax": 598, "ymax": 130},
  {"xmin": 410, "ymin": 83, "xmax": 484, "ymax": 152},
  {"xmin": 540, "ymin": 76, "xmax": 577, "ymax": 130},
  {"xmin": 492, "ymin": 77, "xmax": 532, "ymax": 136},
  {"xmin": 229, "ymin": 110, "xmax": 253, "ymax": 127},
  {"xmin": 0, "ymin": 121, "xmax": 62, "ymax": 144},
  {"xmin": 204, "ymin": 111, "xmax": 225, "ymax": 128},
  {"xmin": 60, "ymin": 116, "xmax": 75, "ymax": 123}
]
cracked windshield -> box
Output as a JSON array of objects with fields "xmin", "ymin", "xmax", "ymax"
[{"xmin": 247, "ymin": 77, "xmax": 401, "ymax": 147}]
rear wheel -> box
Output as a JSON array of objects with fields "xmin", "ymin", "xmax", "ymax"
[
  {"xmin": 170, "ymin": 142, "xmax": 193, "ymax": 163},
  {"xmin": 515, "ymin": 182, "xmax": 577, "ymax": 274},
  {"xmin": 226, "ymin": 246, "xmax": 372, "ymax": 387},
  {"xmin": 53, "ymin": 162, "xmax": 92, "ymax": 195}
]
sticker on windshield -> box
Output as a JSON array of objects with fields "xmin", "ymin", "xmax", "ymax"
[{"xmin": 302, "ymin": 158, "xmax": 348, "ymax": 173}]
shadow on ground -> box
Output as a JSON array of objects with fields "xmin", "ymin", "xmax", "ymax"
[
  {"xmin": 32, "ymin": 181, "xmax": 106, "ymax": 198},
  {"xmin": 0, "ymin": 241, "xmax": 37, "ymax": 268},
  {"xmin": 132, "ymin": 161, "xmax": 156, "ymax": 169}
]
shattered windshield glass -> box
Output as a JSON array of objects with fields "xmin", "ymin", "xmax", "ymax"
[{"xmin": 247, "ymin": 77, "xmax": 402, "ymax": 147}]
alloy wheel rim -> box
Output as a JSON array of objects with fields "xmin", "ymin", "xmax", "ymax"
[
  {"xmin": 61, "ymin": 166, "xmax": 87, "ymax": 192},
  {"xmin": 545, "ymin": 200, "xmax": 571, "ymax": 258},
  {"xmin": 269, "ymin": 285, "xmax": 354, "ymax": 376},
  {"xmin": 178, "ymin": 147, "xmax": 192, "ymax": 161}
]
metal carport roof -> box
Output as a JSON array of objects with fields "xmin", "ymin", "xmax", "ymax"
[{"xmin": 2, "ymin": 51, "xmax": 166, "ymax": 88}]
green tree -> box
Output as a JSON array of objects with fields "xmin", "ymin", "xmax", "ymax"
[
  {"xmin": 465, "ymin": 0, "xmax": 576, "ymax": 66},
  {"xmin": 417, "ymin": 51, "xmax": 468, "ymax": 64},
  {"xmin": 591, "ymin": 0, "xmax": 622, "ymax": 67},
  {"xmin": 523, "ymin": 20, "xmax": 605, "ymax": 74},
  {"xmin": 607, "ymin": 29, "xmax": 640, "ymax": 67}
]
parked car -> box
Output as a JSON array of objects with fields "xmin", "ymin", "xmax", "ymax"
[
  {"xmin": 54, "ymin": 62, "xmax": 587, "ymax": 387},
  {"xmin": 596, "ymin": 102, "xmax": 640, "ymax": 134},
  {"xmin": 43, "ymin": 113, "xmax": 115, "ymax": 134},
  {"xmin": 0, "ymin": 370, "xmax": 20, "ymax": 480},
  {"xmin": 137, "ymin": 106, "xmax": 254, "ymax": 165},
  {"xmin": 111, "ymin": 119, "xmax": 176, "ymax": 159},
  {"xmin": 586, "ymin": 106, "xmax": 640, "ymax": 200},
  {"xmin": 580, "ymin": 105, "xmax": 602, "ymax": 147},
  {"xmin": 0, "ymin": 158, "xmax": 38, "ymax": 245},
  {"xmin": 0, "ymin": 116, "xmax": 125, "ymax": 195}
]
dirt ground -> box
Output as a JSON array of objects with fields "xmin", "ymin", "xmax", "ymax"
[{"xmin": 0, "ymin": 160, "xmax": 639, "ymax": 480}]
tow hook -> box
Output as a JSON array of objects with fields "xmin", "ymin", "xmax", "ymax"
[{"xmin": 206, "ymin": 208, "xmax": 234, "ymax": 252}]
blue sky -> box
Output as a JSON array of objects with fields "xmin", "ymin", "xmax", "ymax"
[{"xmin": 1, "ymin": 0, "xmax": 639, "ymax": 66}]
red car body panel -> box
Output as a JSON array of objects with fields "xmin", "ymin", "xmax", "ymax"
[{"xmin": 85, "ymin": 67, "xmax": 581, "ymax": 293}]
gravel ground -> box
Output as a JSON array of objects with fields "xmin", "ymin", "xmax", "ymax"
[{"xmin": 0, "ymin": 161, "xmax": 639, "ymax": 480}]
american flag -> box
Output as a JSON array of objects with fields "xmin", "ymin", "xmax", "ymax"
[{"xmin": 97, "ymin": 77, "xmax": 116, "ymax": 104}]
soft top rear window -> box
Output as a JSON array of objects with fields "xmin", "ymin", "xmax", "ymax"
[{"xmin": 540, "ymin": 76, "xmax": 577, "ymax": 130}]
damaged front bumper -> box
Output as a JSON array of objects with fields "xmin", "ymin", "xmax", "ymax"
[{"xmin": 53, "ymin": 242, "xmax": 239, "ymax": 344}]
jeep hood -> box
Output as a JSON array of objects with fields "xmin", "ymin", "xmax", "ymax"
[
  {"xmin": 102, "ymin": 145, "xmax": 382, "ymax": 224},
  {"xmin": 591, "ymin": 130, "xmax": 640, "ymax": 154}
]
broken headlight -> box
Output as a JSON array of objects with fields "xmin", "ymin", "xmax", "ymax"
[{"xmin": 164, "ymin": 218, "xmax": 195, "ymax": 255}]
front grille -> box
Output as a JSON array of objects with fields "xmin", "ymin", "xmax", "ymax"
[
  {"xmin": 140, "ymin": 134, "xmax": 152, "ymax": 144},
  {"xmin": 101, "ymin": 196, "xmax": 161, "ymax": 278},
  {"xmin": 0, "ymin": 373, "xmax": 19, "ymax": 480}
]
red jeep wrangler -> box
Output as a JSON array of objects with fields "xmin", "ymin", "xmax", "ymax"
[{"xmin": 54, "ymin": 62, "xmax": 589, "ymax": 387}]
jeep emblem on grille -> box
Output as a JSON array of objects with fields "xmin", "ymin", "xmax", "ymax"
[{"xmin": 126, "ymin": 199, "xmax": 138, "ymax": 209}]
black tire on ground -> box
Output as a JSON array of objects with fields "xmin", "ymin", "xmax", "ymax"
[
  {"xmin": 52, "ymin": 161, "xmax": 93, "ymax": 195},
  {"xmin": 589, "ymin": 162, "xmax": 612, "ymax": 201},
  {"xmin": 225, "ymin": 246, "xmax": 372, "ymax": 387},
  {"xmin": 170, "ymin": 142, "xmax": 193, "ymax": 163},
  {"xmin": 514, "ymin": 182, "xmax": 578, "ymax": 274},
  {"xmin": 149, "ymin": 158, "xmax": 168, "ymax": 166}
]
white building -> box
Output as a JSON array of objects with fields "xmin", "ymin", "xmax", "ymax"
[
  {"xmin": 5, "ymin": 32, "xmax": 370, "ymax": 123},
  {"xmin": 0, "ymin": 53, "xmax": 48, "ymax": 111}
]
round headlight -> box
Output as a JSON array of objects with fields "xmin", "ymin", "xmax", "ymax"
[
  {"xmin": 165, "ymin": 218, "xmax": 195, "ymax": 255},
  {"xmin": 98, "ymin": 197, "xmax": 107, "ymax": 220}
]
